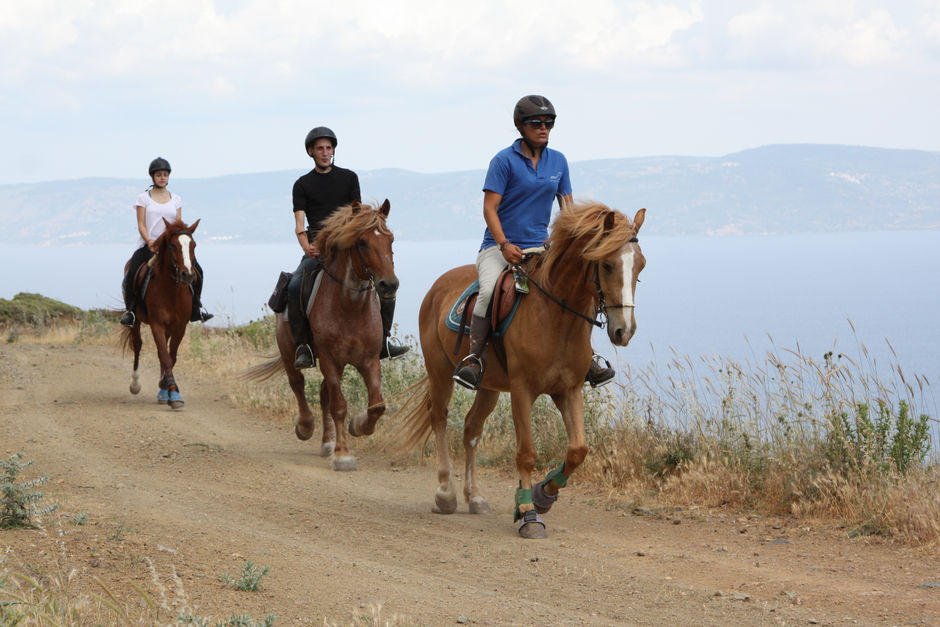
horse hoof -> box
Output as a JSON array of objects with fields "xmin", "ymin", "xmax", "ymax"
[
  {"xmin": 432, "ymin": 490, "xmax": 458, "ymax": 515},
  {"xmin": 295, "ymin": 423, "xmax": 314, "ymax": 441},
  {"xmin": 348, "ymin": 413, "xmax": 375, "ymax": 437},
  {"xmin": 157, "ymin": 389, "xmax": 169, "ymax": 404},
  {"xmin": 516, "ymin": 511, "xmax": 548, "ymax": 539},
  {"xmin": 469, "ymin": 497, "xmax": 491, "ymax": 515},
  {"xmin": 168, "ymin": 391, "xmax": 183, "ymax": 409},
  {"xmin": 331, "ymin": 456, "xmax": 357, "ymax": 472},
  {"xmin": 320, "ymin": 442, "xmax": 335, "ymax": 457}
]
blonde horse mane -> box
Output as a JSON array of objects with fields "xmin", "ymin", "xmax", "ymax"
[
  {"xmin": 533, "ymin": 201, "xmax": 637, "ymax": 282},
  {"xmin": 313, "ymin": 202, "xmax": 392, "ymax": 256}
]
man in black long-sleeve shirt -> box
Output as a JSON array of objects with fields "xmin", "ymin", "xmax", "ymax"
[{"xmin": 287, "ymin": 126, "xmax": 408, "ymax": 369}]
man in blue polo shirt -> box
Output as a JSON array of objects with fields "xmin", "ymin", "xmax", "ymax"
[{"xmin": 453, "ymin": 95, "xmax": 615, "ymax": 390}]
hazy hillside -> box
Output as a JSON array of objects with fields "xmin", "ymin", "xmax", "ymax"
[{"xmin": 1, "ymin": 144, "xmax": 937, "ymax": 245}]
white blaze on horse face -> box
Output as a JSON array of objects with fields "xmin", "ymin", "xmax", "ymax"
[
  {"xmin": 178, "ymin": 234, "xmax": 194, "ymax": 273},
  {"xmin": 619, "ymin": 248, "xmax": 636, "ymax": 308}
]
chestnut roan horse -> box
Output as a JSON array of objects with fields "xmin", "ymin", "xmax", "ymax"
[
  {"xmin": 399, "ymin": 202, "xmax": 646, "ymax": 538},
  {"xmin": 242, "ymin": 200, "xmax": 399, "ymax": 471},
  {"xmin": 122, "ymin": 218, "xmax": 201, "ymax": 410}
]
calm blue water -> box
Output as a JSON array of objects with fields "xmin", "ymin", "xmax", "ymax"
[{"xmin": 3, "ymin": 232, "xmax": 939, "ymax": 413}]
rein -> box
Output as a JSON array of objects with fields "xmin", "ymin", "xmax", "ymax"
[
  {"xmin": 151, "ymin": 230, "xmax": 195, "ymax": 285},
  {"xmin": 320, "ymin": 246, "xmax": 375, "ymax": 293},
  {"xmin": 516, "ymin": 236, "xmax": 639, "ymax": 329}
]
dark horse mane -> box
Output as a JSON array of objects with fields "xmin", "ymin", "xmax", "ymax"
[
  {"xmin": 532, "ymin": 201, "xmax": 637, "ymax": 284},
  {"xmin": 312, "ymin": 202, "xmax": 392, "ymax": 260}
]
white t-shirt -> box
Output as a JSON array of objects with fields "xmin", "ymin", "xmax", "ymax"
[{"xmin": 135, "ymin": 190, "xmax": 183, "ymax": 248}]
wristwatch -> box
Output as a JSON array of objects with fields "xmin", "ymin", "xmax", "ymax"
[{"xmin": 498, "ymin": 241, "xmax": 509, "ymax": 251}]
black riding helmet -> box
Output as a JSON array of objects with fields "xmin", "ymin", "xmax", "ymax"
[
  {"xmin": 304, "ymin": 127, "xmax": 338, "ymax": 153},
  {"xmin": 513, "ymin": 95, "xmax": 556, "ymax": 131},
  {"xmin": 149, "ymin": 157, "xmax": 171, "ymax": 175}
]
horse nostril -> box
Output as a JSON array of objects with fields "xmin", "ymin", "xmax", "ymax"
[{"xmin": 378, "ymin": 278, "xmax": 399, "ymax": 294}]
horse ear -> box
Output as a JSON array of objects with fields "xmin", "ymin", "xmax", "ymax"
[
  {"xmin": 380, "ymin": 199, "xmax": 390, "ymax": 217},
  {"xmin": 189, "ymin": 219, "xmax": 200, "ymax": 232},
  {"xmin": 162, "ymin": 217, "xmax": 171, "ymax": 228},
  {"xmin": 351, "ymin": 201, "xmax": 361, "ymax": 214},
  {"xmin": 632, "ymin": 208, "xmax": 646, "ymax": 234}
]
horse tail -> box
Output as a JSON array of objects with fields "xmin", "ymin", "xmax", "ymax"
[
  {"xmin": 238, "ymin": 357, "xmax": 284, "ymax": 382},
  {"xmin": 119, "ymin": 325, "xmax": 135, "ymax": 355},
  {"xmin": 388, "ymin": 375, "xmax": 434, "ymax": 453}
]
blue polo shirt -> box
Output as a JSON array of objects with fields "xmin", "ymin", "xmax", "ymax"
[{"xmin": 480, "ymin": 139, "xmax": 572, "ymax": 250}]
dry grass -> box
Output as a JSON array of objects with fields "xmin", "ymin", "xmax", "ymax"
[{"xmin": 9, "ymin": 315, "xmax": 940, "ymax": 548}]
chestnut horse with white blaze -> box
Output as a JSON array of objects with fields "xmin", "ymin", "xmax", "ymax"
[
  {"xmin": 398, "ymin": 202, "xmax": 646, "ymax": 538},
  {"xmin": 242, "ymin": 200, "xmax": 399, "ymax": 471},
  {"xmin": 122, "ymin": 218, "xmax": 201, "ymax": 410}
]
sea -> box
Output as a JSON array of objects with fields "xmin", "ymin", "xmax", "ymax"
[{"xmin": 3, "ymin": 231, "xmax": 939, "ymax": 420}]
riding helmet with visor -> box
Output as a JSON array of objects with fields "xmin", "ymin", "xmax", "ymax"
[
  {"xmin": 513, "ymin": 95, "xmax": 556, "ymax": 131},
  {"xmin": 304, "ymin": 127, "xmax": 338, "ymax": 153},
  {"xmin": 148, "ymin": 157, "xmax": 171, "ymax": 176}
]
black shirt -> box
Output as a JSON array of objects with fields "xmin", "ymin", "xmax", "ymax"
[{"xmin": 292, "ymin": 166, "xmax": 361, "ymax": 238}]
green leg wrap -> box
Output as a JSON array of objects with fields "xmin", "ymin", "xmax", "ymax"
[
  {"xmin": 514, "ymin": 486, "xmax": 533, "ymax": 522},
  {"xmin": 543, "ymin": 463, "xmax": 569, "ymax": 488}
]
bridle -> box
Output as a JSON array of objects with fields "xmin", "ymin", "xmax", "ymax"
[
  {"xmin": 516, "ymin": 236, "xmax": 639, "ymax": 329},
  {"xmin": 157, "ymin": 230, "xmax": 196, "ymax": 285},
  {"xmin": 320, "ymin": 239, "xmax": 379, "ymax": 294}
]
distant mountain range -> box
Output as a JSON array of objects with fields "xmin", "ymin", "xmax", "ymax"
[{"xmin": 1, "ymin": 144, "xmax": 937, "ymax": 245}]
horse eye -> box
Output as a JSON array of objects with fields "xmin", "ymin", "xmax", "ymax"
[
  {"xmin": 602, "ymin": 262, "xmax": 614, "ymax": 273},
  {"xmin": 357, "ymin": 239, "xmax": 367, "ymax": 248}
]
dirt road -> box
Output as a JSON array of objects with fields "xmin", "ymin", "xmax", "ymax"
[{"xmin": 1, "ymin": 341, "xmax": 938, "ymax": 625}]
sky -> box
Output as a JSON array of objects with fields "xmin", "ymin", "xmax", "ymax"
[{"xmin": 1, "ymin": 0, "xmax": 939, "ymax": 185}]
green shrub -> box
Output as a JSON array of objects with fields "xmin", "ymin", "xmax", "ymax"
[
  {"xmin": 1, "ymin": 453, "xmax": 58, "ymax": 529},
  {"xmin": 221, "ymin": 560, "xmax": 270, "ymax": 592},
  {"xmin": 827, "ymin": 400, "xmax": 931, "ymax": 475}
]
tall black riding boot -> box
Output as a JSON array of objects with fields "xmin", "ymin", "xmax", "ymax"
[
  {"xmin": 378, "ymin": 298, "xmax": 409, "ymax": 360},
  {"xmin": 288, "ymin": 297, "xmax": 315, "ymax": 369},
  {"xmin": 453, "ymin": 314, "xmax": 492, "ymax": 390},
  {"xmin": 189, "ymin": 272, "xmax": 214, "ymax": 322},
  {"xmin": 120, "ymin": 270, "xmax": 136, "ymax": 327}
]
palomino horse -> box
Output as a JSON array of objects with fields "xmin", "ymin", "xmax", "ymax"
[
  {"xmin": 242, "ymin": 200, "xmax": 399, "ymax": 471},
  {"xmin": 122, "ymin": 218, "xmax": 201, "ymax": 410},
  {"xmin": 399, "ymin": 202, "xmax": 645, "ymax": 538}
]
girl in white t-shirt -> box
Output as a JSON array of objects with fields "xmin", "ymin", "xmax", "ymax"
[{"xmin": 119, "ymin": 158, "xmax": 212, "ymax": 326}]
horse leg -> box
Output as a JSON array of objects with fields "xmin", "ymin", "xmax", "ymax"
[
  {"xmin": 165, "ymin": 326, "xmax": 186, "ymax": 409},
  {"xmin": 348, "ymin": 359, "xmax": 385, "ymax": 437},
  {"xmin": 129, "ymin": 323, "xmax": 143, "ymax": 394},
  {"xmin": 509, "ymin": 386, "xmax": 546, "ymax": 539},
  {"xmin": 318, "ymin": 380, "xmax": 336, "ymax": 457},
  {"xmin": 150, "ymin": 324, "xmax": 175, "ymax": 406},
  {"xmin": 462, "ymin": 388, "xmax": 499, "ymax": 514},
  {"xmin": 534, "ymin": 389, "xmax": 589, "ymax": 512},
  {"xmin": 320, "ymin": 361, "xmax": 354, "ymax": 471},
  {"xmin": 276, "ymin": 314, "xmax": 320, "ymax": 446},
  {"xmin": 427, "ymin": 365, "xmax": 458, "ymax": 514}
]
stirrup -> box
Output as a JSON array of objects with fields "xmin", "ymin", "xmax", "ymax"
[
  {"xmin": 294, "ymin": 344, "xmax": 315, "ymax": 370},
  {"xmin": 453, "ymin": 354, "xmax": 484, "ymax": 390},
  {"xmin": 379, "ymin": 336, "xmax": 409, "ymax": 360},
  {"xmin": 199, "ymin": 310, "xmax": 214, "ymax": 323},
  {"xmin": 586, "ymin": 355, "xmax": 615, "ymax": 388},
  {"xmin": 119, "ymin": 311, "xmax": 136, "ymax": 327}
]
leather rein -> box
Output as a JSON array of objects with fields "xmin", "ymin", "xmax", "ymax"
[
  {"xmin": 320, "ymin": 243, "xmax": 377, "ymax": 293},
  {"xmin": 515, "ymin": 236, "xmax": 639, "ymax": 329}
]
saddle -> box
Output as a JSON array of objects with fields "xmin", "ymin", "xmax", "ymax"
[
  {"xmin": 447, "ymin": 267, "xmax": 525, "ymax": 354},
  {"xmin": 267, "ymin": 264, "xmax": 323, "ymax": 319}
]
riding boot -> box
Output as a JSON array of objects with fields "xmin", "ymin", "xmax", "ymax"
[
  {"xmin": 453, "ymin": 314, "xmax": 492, "ymax": 390},
  {"xmin": 378, "ymin": 298, "xmax": 409, "ymax": 360},
  {"xmin": 585, "ymin": 354, "xmax": 616, "ymax": 388},
  {"xmin": 189, "ymin": 275, "xmax": 214, "ymax": 323},
  {"xmin": 120, "ymin": 270, "xmax": 136, "ymax": 327},
  {"xmin": 288, "ymin": 297, "xmax": 315, "ymax": 369}
]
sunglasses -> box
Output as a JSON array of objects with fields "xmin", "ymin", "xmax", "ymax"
[{"xmin": 522, "ymin": 118, "xmax": 555, "ymax": 129}]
